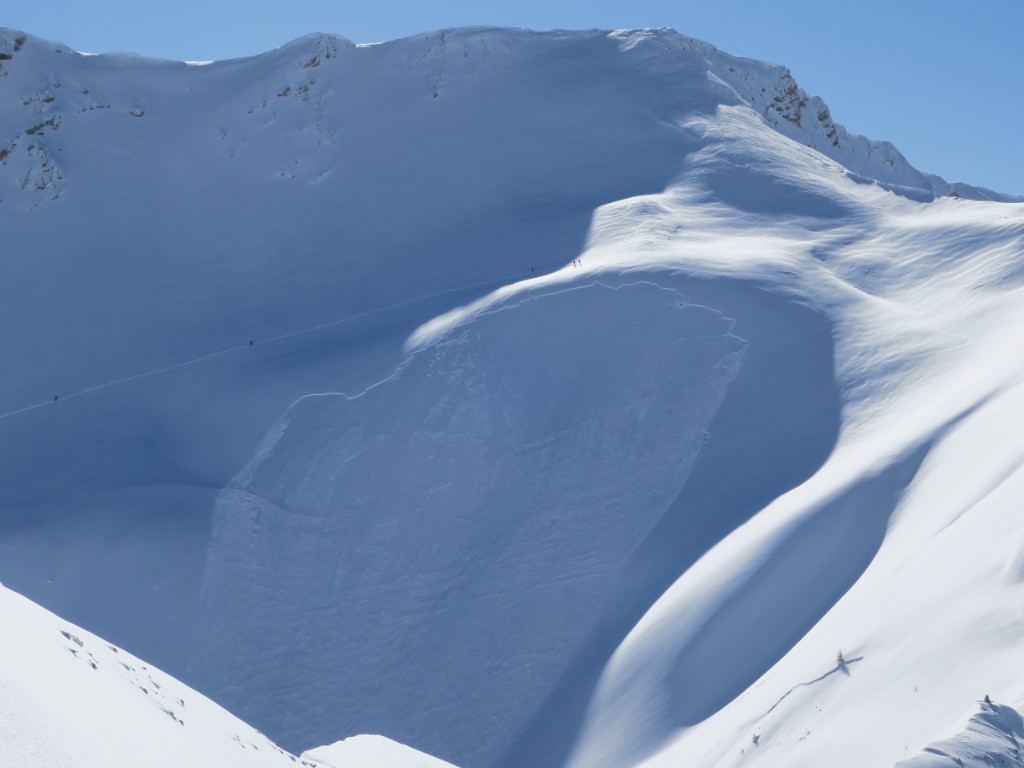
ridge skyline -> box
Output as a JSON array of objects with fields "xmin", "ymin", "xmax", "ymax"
[{"xmin": 4, "ymin": 0, "xmax": 1021, "ymax": 195}]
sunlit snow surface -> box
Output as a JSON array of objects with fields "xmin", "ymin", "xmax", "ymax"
[
  {"xmin": 0, "ymin": 582, "xmax": 442, "ymax": 767},
  {"xmin": 2, "ymin": 24, "xmax": 1024, "ymax": 768},
  {"xmin": 304, "ymin": 735, "xmax": 460, "ymax": 768}
]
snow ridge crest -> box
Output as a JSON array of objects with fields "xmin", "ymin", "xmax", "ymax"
[{"xmin": 1, "ymin": 25, "xmax": 1017, "ymax": 203}]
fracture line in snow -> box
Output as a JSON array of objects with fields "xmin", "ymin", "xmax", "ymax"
[{"xmin": 0, "ymin": 268, "xmax": 535, "ymax": 421}]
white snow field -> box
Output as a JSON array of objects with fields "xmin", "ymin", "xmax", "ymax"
[
  {"xmin": 0, "ymin": 581, "xmax": 447, "ymax": 768},
  {"xmin": 303, "ymin": 735, "xmax": 459, "ymax": 768},
  {"xmin": 2, "ymin": 23, "xmax": 1024, "ymax": 768}
]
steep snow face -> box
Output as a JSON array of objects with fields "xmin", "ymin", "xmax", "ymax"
[
  {"xmin": 3, "ymin": 22, "xmax": 1024, "ymax": 768},
  {"xmin": 0, "ymin": 23, "xmax": 884, "ymax": 686},
  {"xmin": 195, "ymin": 281, "xmax": 745, "ymax": 764},
  {"xmin": 1, "ymin": 25, "xmax": 708, "ymax": 677}
]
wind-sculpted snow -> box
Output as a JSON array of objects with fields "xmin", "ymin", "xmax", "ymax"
[
  {"xmin": 897, "ymin": 701, "xmax": 1024, "ymax": 768},
  {"xmin": 567, "ymin": 443, "xmax": 932, "ymax": 768},
  {"xmin": 196, "ymin": 281, "xmax": 745, "ymax": 764},
  {"xmin": 563, "ymin": 197, "xmax": 1024, "ymax": 768}
]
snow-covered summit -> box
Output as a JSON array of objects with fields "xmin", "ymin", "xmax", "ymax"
[
  {"xmin": 0, "ymin": 24, "xmax": 1012, "ymax": 214},
  {"xmin": 3, "ymin": 22, "xmax": 1024, "ymax": 768}
]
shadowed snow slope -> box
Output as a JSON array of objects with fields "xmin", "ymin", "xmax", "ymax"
[
  {"xmin": 196, "ymin": 281, "xmax": 745, "ymax": 764},
  {"xmin": 3, "ymin": 23, "xmax": 1024, "ymax": 768}
]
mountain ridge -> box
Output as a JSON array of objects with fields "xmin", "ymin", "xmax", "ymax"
[
  {"xmin": 2, "ymin": 22, "xmax": 1024, "ymax": 768},
  {"xmin": 2, "ymin": 24, "xmax": 1018, "ymax": 212}
]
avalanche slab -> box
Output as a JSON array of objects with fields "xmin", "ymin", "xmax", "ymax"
[{"xmin": 195, "ymin": 280, "xmax": 746, "ymax": 765}]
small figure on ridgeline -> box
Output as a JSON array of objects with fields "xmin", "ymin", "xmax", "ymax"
[
  {"xmin": 984, "ymin": 694, "xmax": 992, "ymax": 706},
  {"xmin": 249, "ymin": 340, "xmax": 253, "ymax": 347},
  {"xmin": 53, "ymin": 395, "xmax": 58, "ymax": 402}
]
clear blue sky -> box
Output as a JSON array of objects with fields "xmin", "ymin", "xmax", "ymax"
[{"xmin": 5, "ymin": 1, "xmax": 1022, "ymax": 194}]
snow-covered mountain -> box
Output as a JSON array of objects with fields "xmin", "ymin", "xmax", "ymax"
[
  {"xmin": 0, "ymin": 580, "xmax": 449, "ymax": 767},
  {"xmin": 2, "ymin": 24, "xmax": 1024, "ymax": 768}
]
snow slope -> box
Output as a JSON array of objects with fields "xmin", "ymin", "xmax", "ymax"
[
  {"xmin": 196, "ymin": 280, "xmax": 745, "ymax": 765},
  {"xmin": 3, "ymin": 22, "xmax": 1024, "ymax": 768},
  {"xmin": 303, "ymin": 736, "xmax": 459, "ymax": 768},
  {"xmin": 0, "ymin": 581, "xmax": 450, "ymax": 768},
  {"xmin": 563, "ymin": 131, "xmax": 1024, "ymax": 768},
  {"xmin": 896, "ymin": 700, "xmax": 1024, "ymax": 768}
]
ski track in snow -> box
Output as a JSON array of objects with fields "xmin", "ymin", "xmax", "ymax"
[{"xmin": 0, "ymin": 268, "xmax": 535, "ymax": 421}]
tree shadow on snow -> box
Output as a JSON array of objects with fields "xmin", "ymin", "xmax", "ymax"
[{"xmin": 758, "ymin": 655, "xmax": 864, "ymax": 721}]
